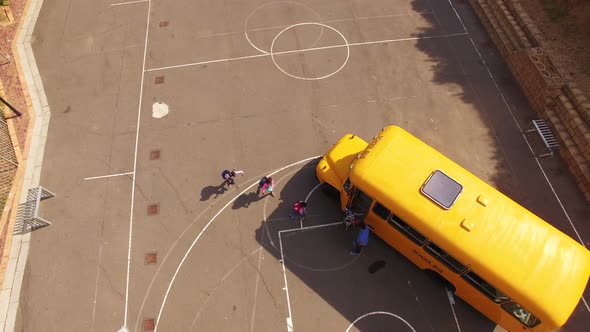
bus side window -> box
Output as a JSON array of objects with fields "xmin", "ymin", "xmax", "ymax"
[
  {"xmin": 343, "ymin": 178, "xmax": 351, "ymax": 193},
  {"xmin": 425, "ymin": 242, "xmax": 466, "ymax": 273},
  {"xmin": 388, "ymin": 214, "xmax": 427, "ymax": 245},
  {"xmin": 372, "ymin": 202, "xmax": 391, "ymax": 220},
  {"xmin": 461, "ymin": 271, "xmax": 510, "ymax": 303},
  {"xmin": 501, "ymin": 302, "xmax": 541, "ymax": 328}
]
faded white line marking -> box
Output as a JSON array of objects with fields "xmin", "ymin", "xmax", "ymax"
[
  {"xmin": 110, "ymin": 0, "xmax": 148, "ymax": 7},
  {"xmin": 110, "ymin": 0, "xmax": 147, "ymax": 7},
  {"xmin": 146, "ymin": 32, "xmax": 468, "ymax": 73},
  {"xmin": 84, "ymin": 172, "xmax": 133, "ymax": 181}
]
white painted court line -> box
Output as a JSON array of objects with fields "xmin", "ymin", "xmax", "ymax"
[
  {"xmin": 276, "ymin": 220, "xmax": 343, "ymax": 332},
  {"xmin": 145, "ymin": 53, "xmax": 268, "ymax": 72},
  {"xmin": 279, "ymin": 221, "xmax": 341, "ymax": 235},
  {"xmin": 326, "ymin": 11, "xmax": 434, "ymax": 24},
  {"xmin": 90, "ymin": 245, "xmax": 104, "ymax": 332},
  {"xmin": 278, "ymin": 231, "xmax": 294, "ymax": 332},
  {"xmin": 346, "ymin": 311, "xmax": 417, "ymax": 332},
  {"xmin": 250, "ymin": 11, "xmax": 435, "ymax": 34},
  {"xmin": 253, "ymin": 168, "xmax": 302, "ymax": 332},
  {"xmin": 445, "ymin": 0, "xmax": 590, "ymax": 314},
  {"xmin": 145, "ymin": 32, "xmax": 468, "ymax": 73},
  {"xmin": 123, "ymin": 0, "xmax": 152, "ymax": 329},
  {"xmin": 153, "ymin": 156, "xmax": 320, "ymax": 332},
  {"xmin": 249, "ymin": 247, "xmax": 265, "ymax": 332},
  {"xmin": 110, "ymin": 0, "xmax": 148, "ymax": 7},
  {"xmin": 191, "ymin": 247, "xmax": 262, "ymax": 329},
  {"xmin": 83, "ymin": 172, "xmax": 133, "ymax": 181},
  {"xmin": 446, "ymin": 287, "xmax": 462, "ymax": 332},
  {"xmin": 132, "ymin": 175, "xmax": 267, "ymax": 330}
]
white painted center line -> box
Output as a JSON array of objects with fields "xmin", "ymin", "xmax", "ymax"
[
  {"xmin": 145, "ymin": 32, "xmax": 468, "ymax": 73},
  {"xmin": 110, "ymin": 0, "xmax": 148, "ymax": 7},
  {"xmin": 84, "ymin": 172, "xmax": 134, "ymax": 181}
]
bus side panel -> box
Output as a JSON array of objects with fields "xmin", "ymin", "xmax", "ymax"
[
  {"xmin": 365, "ymin": 212, "xmax": 437, "ymax": 272},
  {"xmin": 367, "ymin": 211, "xmax": 552, "ymax": 332},
  {"xmin": 452, "ymin": 286, "xmax": 551, "ymax": 332}
]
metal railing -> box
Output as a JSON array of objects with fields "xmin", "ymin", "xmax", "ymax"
[
  {"xmin": 0, "ymin": 116, "xmax": 17, "ymax": 213},
  {"xmin": 14, "ymin": 186, "xmax": 55, "ymax": 234}
]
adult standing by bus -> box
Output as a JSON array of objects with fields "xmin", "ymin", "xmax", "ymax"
[{"xmin": 351, "ymin": 222, "xmax": 369, "ymax": 255}]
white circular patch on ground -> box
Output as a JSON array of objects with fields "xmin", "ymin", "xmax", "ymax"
[{"xmin": 152, "ymin": 102, "xmax": 169, "ymax": 119}]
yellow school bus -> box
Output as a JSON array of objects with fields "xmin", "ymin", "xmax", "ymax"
[{"xmin": 316, "ymin": 125, "xmax": 590, "ymax": 332}]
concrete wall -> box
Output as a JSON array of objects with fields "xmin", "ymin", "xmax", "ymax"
[{"xmin": 468, "ymin": 0, "xmax": 590, "ymax": 202}]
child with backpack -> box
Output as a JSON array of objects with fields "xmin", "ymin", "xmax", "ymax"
[
  {"xmin": 260, "ymin": 177, "xmax": 276, "ymax": 197},
  {"xmin": 289, "ymin": 201, "xmax": 307, "ymax": 219},
  {"xmin": 257, "ymin": 176, "xmax": 272, "ymax": 195},
  {"xmin": 221, "ymin": 169, "xmax": 244, "ymax": 188}
]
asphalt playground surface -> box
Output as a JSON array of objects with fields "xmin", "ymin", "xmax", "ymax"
[{"xmin": 16, "ymin": 0, "xmax": 590, "ymax": 331}]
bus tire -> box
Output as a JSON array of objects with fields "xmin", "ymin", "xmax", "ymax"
[{"xmin": 424, "ymin": 269, "xmax": 456, "ymax": 293}]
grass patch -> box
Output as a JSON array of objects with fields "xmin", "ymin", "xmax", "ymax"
[{"xmin": 540, "ymin": 0, "xmax": 569, "ymax": 22}]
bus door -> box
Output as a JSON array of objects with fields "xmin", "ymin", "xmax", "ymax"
[{"xmin": 347, "ymin": 187, "xmax": 374, "ymax": 228}]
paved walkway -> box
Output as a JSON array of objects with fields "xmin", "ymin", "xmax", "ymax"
[{"xmin": 0, "ymin": 0, "xmax": 50, "ymax": 330}]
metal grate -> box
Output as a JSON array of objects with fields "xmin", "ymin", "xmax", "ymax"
[
  {"xmin": 14, "ymin": 186, "xmax": 55, "ymax": 234},
  {"xmin": 525, "ymin": 119, "xmax": 559, "ymax": 158}
]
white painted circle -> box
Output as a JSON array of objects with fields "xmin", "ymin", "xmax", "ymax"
[
  {"xmin": 270, "ymin": 22, "xmax": 350, "ymax": 81},
  {"xmin": 244, "ymin": 1, "xmax": 322, "ymax": 54},
  {"xmin": 345, "ymin": 311, "xmax": 417, "ymax": 332},
  {"xmin": 152, "ymin": 102, "xmax": 169, "ymax": 119}
]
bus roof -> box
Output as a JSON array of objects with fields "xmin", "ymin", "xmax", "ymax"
[{"xmin": 349, "ymin": 126, "xmax": 590, "ymax": 326}]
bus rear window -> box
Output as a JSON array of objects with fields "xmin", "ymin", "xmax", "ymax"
[
  {"xmin": 425, "ymin": 242, "xmax": 466, "ymax": 273},
  {"xmin": 462, "ymin": 271, "xmax": 510, "ymax": 303},
  {"xmin": 388, "ymin": 215, "xmax": 427, "ymax": 245}
]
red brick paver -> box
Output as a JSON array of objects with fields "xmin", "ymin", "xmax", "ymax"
[
  {"xmin": 0, "ymin": 0, "xmax": 32, "ymax": 286},
  {"xmin": 0, "ymin": 0, "xmax": 30, "ymax": 149}
]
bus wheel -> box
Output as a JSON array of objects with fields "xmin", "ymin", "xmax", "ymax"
[{"xmin": 424, "ymin": 269, "xmax": 456, "ymax": 293}]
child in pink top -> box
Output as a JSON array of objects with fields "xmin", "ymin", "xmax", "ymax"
[
  {"xmin": 289, "ymin": 201, "xmax": 307, "ymax": 219},
  {"xmin": 261, "ymin": 177, "xmax": 276, "ymax": 197}
]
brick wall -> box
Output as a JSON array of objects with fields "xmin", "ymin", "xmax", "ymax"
[{"xmin": 468, "ymin": 0, "xmax": 590, "ymax": 202}]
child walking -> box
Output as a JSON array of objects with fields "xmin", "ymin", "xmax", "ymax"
[
  {"xmin": 221, "ymin": 169, "xmax": 244, "ymax": 188},
  {"xmin": 257, "ymin": 176, "xmax": 273, "ymax": 195},
  {"xmin": 260, "ymin": 177, "xmax": 276, "ymax": 197},
  {"xmin": 289, "ymin": 201, "xmax": 307, "ymax": 219}
]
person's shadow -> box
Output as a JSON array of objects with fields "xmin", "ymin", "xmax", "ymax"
[
  {"xmin": 200, "ymin": 182, "xmax": 227, "ymax": 201},
  {"xmin": 232, "ymin": 192, "xmax": 263, "ymax": 209}
]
